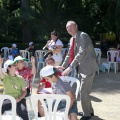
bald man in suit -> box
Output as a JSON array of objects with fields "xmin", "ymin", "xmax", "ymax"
[{"xmin": 62, "ymin": 21, "xmax": 99, "ymax": 120}]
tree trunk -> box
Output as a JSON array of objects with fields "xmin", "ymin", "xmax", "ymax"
[{"xmin": 21, "ymin": 0, "xmax": 31, "ymax": 43}]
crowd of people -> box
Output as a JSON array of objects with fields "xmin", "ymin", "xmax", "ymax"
[{"xmin": 0, "ymin": 20, "xmax": 101, "ymax": 120}]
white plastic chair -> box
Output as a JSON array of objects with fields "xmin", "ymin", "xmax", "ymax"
[
  {"xmin": 25, "ymin": 74, "xmax": 36, "ymax": 107},
  {"xmin": 60, "ymin": 76, "xmax": 80, "ymax": 99},
  {"xmin": 1, "ymin": 47, "xmax": 9, "ymax": 59},
  {"xmin": 0, "ymin": 95, "xmax": 21, "ymax": 120},
  {"xmin": 19, "ymin": 50, "xmax": 30, "ymax": 66},
  {"xmin": 25, "ymin": 74, "xmax": 36, "ymax": 120},
  {"xmin": 30, "ymin": 94, "xmax": 70, "ymax": 120},
  {"xmin": 94, "ymin": 48, "xmax": 102, "ymax": 74},
  {"xmin": 35, "ymin": 50, "xmax": 47, "ymax": 73},
  {"xmin": 107, "ymin": 50, "xmax": 119, "ymax": 73}
]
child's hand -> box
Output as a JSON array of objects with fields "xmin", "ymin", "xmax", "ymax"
[
  {"xmin": 31, "ymin": 56, "xmax": 35, "ymax": 64},
  {"xmin": 37, "ymin": 82, "xmax": 46, "ymax": 93},
  {"xmin": 0, "ymin": 57, "xmax": 3, "ymax": 66}
]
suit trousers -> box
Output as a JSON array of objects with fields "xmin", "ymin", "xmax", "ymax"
[
  {"xmin": 2, "ymin": 98, "xmax": 29, "ymax": 120},
  {"xmin": 78, "ymin": 72, "xmax": 95, "ymax": 116}
]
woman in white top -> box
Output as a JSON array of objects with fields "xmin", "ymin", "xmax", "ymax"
[{"xmin": 43, "ymin": 31, "xmax": 63, "ymax": 66}]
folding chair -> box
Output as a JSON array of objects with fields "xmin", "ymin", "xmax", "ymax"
[
  {"xmin": 30, "ymin": 94, "xmax": 70, "ymax": 120},
  {"xmin": 0, "ymin": 95, "xmax": 21, "ymax": 120}
]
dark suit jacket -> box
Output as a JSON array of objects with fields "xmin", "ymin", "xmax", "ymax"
[{"xmin": 62, "ymin": 31, "xmax": 99, "ymax": 75}]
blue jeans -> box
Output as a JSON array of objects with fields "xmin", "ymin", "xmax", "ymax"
[{"xmin": 52, "ymin": 100, "xmax": 78, "ymax": 114}]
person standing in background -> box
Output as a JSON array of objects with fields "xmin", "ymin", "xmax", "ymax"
[{"xmin": 61, "ymin": 21, "xmax": 99, "ymax": 120}]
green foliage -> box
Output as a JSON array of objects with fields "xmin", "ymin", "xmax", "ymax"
[{"xmin": 0, "ymin": 0, "xmax": 120, "ymax": 43}]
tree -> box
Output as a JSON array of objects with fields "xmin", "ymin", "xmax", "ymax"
[{"xmin": 21, "ymin": 0, "xmax": 31, "ymax": 42}]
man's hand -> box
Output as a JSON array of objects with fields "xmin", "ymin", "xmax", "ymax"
[
  {"xmin": 62, "ymin": 67, "xmax": 72, "ymax": 76},
  {"xmin": 55, "ymin": 66, "xmax": 65, "ymax": 72}
]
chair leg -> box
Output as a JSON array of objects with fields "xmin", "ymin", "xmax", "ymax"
[
  {"xmin": 108, "ymin": 63, "xmax": 110, "ymax": 73},
  {"xmin": 114, "ymin": 63, "xmax": 117, "ymax": 74},
  {"xmin": 97, "ymin": 70, "xmax": 99, "ymax": 74},
  {"xmin": 26, "ymin": 97, "xmax": 34, "ymax": 120},
  {"xmin": 37, "ymin": 62, "xmax": 39, "ymax": 73}
]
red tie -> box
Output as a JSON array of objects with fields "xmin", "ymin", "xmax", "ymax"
[{"xmin": 69, "ymin": 38, "xmax": 75, "ymax": 64}]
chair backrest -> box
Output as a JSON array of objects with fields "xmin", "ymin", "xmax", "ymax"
[
  {"xmin": 107, "ymin": 50, "xmax": 119, "ymax": 62},
  {"xmin": 19, "ymin": 50, "xmax": 30, "ymax": 61},
  {"xmin": 35, "ymin": 50, "xmax": 47, "ymax": 61},
  {"xmin": 31, "ymin": 94, "xmax": 70, "ymax": 120},
  {"xmin": 0, "ymin": 95, "xmax": 16, "ymax": 120},
  {"xmin": 62, "ymin": 48, "xmax": 67, "ymax": 57},
  {"xmin": 1, "ymin": 47, "xmax": 9, "ymax": 59},
  {"xmin": 60, "ymin": 76, "xmax": 80, "ymax": 99},
  {"xmin": 94, "ymin": 48, "xmax": 101, "ymax": 63},
  {"xmin": 30, "ymin": 74, "xmax": 36, "ymax": 93}
]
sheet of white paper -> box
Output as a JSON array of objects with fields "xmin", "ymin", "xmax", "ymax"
[{"xmin": 40, "ymin": 88, "xmax": 53, "ymax": 93}]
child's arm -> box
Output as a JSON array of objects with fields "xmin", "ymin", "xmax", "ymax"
[
  {"xmin": 66, "ymin": 91, "xmax": 75, "ymax": 109},
  {"xmin": 31, "ymin": 56, "xmax": 36, "ymax": 75},
  {"xmin": 16, "ymin": 87, "xmax": 27, "ymax": 102},
  {"xmin": 37, "ymin": 82, "xmax": 46, "ymax": 93},
  {"xmin": 0, "ymin": 58, "xmax": 4, "ymax": 79}
]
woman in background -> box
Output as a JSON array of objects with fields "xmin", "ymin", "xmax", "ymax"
[{"xmin": 43, "ymin": 31, "xmax": 63, "ymax": 66}]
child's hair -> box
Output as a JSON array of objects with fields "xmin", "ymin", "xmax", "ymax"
[{"xmin": 45, "ymin": 57, "xmax": 55, "ymax": 62}]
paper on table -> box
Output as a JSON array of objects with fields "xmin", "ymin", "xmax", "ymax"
[{"xmin": 40, "ymin": 88, "xmax": 53, "ymax": 94}]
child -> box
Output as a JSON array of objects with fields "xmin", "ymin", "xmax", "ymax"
[
  {"xmin": 37, "ymin": 57, "xmax": 61, "ymax": 93},
  {"xmin": 14, "ymin": 55, "xmax": 36, "ymax": 96},
  {"xmin": 0, "ymin": 58, "xmax": 29, "ymax": 120},
  {"xmin": 39, "ymin": 65, "xmax": 78, "ymax": 120}
]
